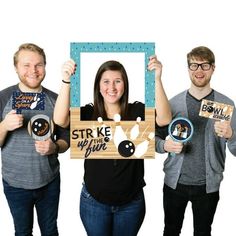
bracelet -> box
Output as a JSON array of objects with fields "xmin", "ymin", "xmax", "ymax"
[{"xmin": 62, "ymin": 80, "xmax": 70, "ymax": 84}]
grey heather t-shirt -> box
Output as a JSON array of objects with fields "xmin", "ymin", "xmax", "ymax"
[
  {"xmin": 0, "ymin": 84, "xmax": 69, "ymax": 189},
  {"xmin": 178, "ymin": 90, "xmax": 214, "ymax": 185}
]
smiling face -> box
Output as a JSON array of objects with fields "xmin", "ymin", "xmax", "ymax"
[
  {"xmin": 15, "ymin": 50, "xmax": 46, "ymax": 92},
  {"xmin": 93, "ymin": 60, "xmax": 129, "ymax": 119},
  {"xmin": 188, "ymin": 58, "xmax": 215, "ymax": 88},
  {"xmin": 99, "ymin": 70, "xmax": 125, "ymax": 106}
]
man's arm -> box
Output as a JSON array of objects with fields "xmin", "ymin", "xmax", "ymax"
[
  {"xmin": 225, "ymin": 107, "xmax": 236, "ymax": 156},
  {"xmin": 0, "ymin": 121, "xmax": 8, "ymax": 147},
  {"xmin": 155, "ymin": 124, "xmax": 183, "ymax": 154},
  {"xmin": 0, "ymin": 110, "xmax": 24, "ymax": 147},
  {"xmin": 34, "ymin": 138, "xmax": 69, "ymax": 156}
]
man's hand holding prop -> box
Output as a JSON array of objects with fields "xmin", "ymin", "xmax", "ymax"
[
  {"xmin": 166, "ymin": 117, "xmax": 194, "ymax": 156},
  {"xmin": 199, "ymin": 99, "xmax": 234, "ymax": 138},
  {"xmin": 28, "ymin": 114, "xmax": 55, "ymax": 156}
]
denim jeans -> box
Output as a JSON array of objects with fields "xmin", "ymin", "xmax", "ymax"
[
  {"xmin": 163, "ymin": 183, "xmax": 219, "ymax": 236},
  {"xmin": 80, "ymin": 184, "xmax": 145, "ymax": 236},
  {"xmin": 3, "ymin": 174, "xmax": 60, "ymax": 236}
]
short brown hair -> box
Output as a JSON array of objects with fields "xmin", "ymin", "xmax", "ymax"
[
  {"xmin": 14, "ymin": 43, "xmax": 46, "ymax": 66},
  {"xmin": 187, "ymin": 46, "xmax": 215, "ymax": 65}
]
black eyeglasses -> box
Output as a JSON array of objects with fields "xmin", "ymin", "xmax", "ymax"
[{"xmin": 188, "ymin": 63, "xmax": 212, "ymax": 71}]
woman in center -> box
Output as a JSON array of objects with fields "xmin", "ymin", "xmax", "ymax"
[
  {"xmin": 54, "ymin": 56, "xmax": 171, "ymax": 236},
  {"xmin": 81, "ymin": 60, "xmax": 144, "ymax": 121}
]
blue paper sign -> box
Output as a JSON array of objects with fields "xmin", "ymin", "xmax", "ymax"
[{"xmin": 12, "ymin": 92, "xmax": 45, "ymax": 113}]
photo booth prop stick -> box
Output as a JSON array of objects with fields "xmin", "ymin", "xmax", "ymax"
[
  {"xmin": 12, "ymin": 92, "xmax": 45, "ymax": 114},
  {"xmin": 199, "ymin": 99, "xmax": 234, "ymax": 122},
  {"xmin": 168, "ymin": 117, "xmax": 194, "ymax": 156},
  {"xmin": 28, "ymin": 114, "xmax": 54, "ymax": 141}
]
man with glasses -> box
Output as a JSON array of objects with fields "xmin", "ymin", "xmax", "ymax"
[{"xmin": 156, "ymin": 46, "xmax": 236, "ymax": 236}]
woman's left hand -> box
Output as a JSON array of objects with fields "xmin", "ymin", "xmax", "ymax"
[{"xmin": 147, "ymin": 55, "xmax": 162, "ymax": 81}]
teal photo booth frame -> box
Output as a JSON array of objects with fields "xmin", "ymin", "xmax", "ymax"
[
  {"xmin": 70, "ymin": 42, "xmax": 155, "ymax": 108},
  {"xmin": 69, "ymin": 42, "xmax": 156, "ymax": 159}
]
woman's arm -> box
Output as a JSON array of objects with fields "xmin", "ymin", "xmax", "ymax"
[
  {"xmin": 148, "ymin": 55, "xmax": 172, "ymax": 126},
  {"xmin": 53, "ymin": 60, "xmax": 76, "ymax": 128},
  {"xmin": 155, "ymin": 75, "xmax": 172, "ymax": 126}
]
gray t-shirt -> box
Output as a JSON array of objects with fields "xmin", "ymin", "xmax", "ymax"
[
  {"xmin": 178, "ymin": 90, "xmax": 214, "ymax": 185},
  {"xmin": 0, "ymin": 84, "xmax": 69, "ymax": 189}
]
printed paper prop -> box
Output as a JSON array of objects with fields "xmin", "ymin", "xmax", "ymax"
[
  {"xmin": 199, "ymin": 99, "xmax": 234, "ymax": 121},
  {"xmin": 97, "ymin": 117, "xmax": 112, "ymax": 140},
  {"xmin": 168, "ymin": 117, "xmax": 194, "ymax": 143},
  {"xmin": 71, "ymin": 114, "xmax": 155, "ymax": 159},
  {"xmin": 113, "ymin": 114, "xmax": 154, "ymax": 158},
  {"xmin": 168, "ymin": 117, "xmax": 194, "ymax": 157},
  {"xmin": 28, "ymin": 114, "xmax": 54, "ymax": 141},
  {"xmin": 130, "ymin": 117, "xmax": 141, "ymax": 140},
  {"xmin": 12, "ymin": 92, "xmax": 45, "ymax": 114},
  {"xmin": 70, "ymin": 42, "xmax": 156, "ymax": 159},
  {"xmin": 134, "ymin": 132, "xmax": 155, "ymax": 158}
]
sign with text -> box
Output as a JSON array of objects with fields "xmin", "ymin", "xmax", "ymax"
[
  {"xmin": 12, "ymin": 92, "xmax": 45, "ymax": 113},
  {"xmin": 70, "ymin": 42, "xmax": 156, "ymax": 159},
  {"xmin": 199, "ymin": 99, "xmax": 234, "ymax": 121}
]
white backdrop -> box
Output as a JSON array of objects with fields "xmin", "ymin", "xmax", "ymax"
[{"xmin": 1, "ymin": 0, "xmax": 236, "ymax": 235}]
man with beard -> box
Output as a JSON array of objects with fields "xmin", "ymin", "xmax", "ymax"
[
  {"xmin": 0, "ymin": 43, "xmax": 69, "ymax": 235},
  {"xmin": 156, "ymin": 46, "xmax": 236, "ymax": 236}
]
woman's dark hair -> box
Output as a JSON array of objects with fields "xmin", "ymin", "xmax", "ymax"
[{"xmin": 93, "ymin": 60, "xmax": 129, "ymax": 120}]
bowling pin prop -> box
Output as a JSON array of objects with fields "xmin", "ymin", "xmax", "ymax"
[
  {"xmin": 98, "ymin": 117, "xmax": 105, "ymax": 126},
  {"xmin": 168, "ymin": 117, "xmax": 194, "ymax": 157},
  {"xmin": 97, "ymin": 117, "xmax": 112, "ymax": 140},
  {"xmin": 134, "ymin": 132, "xmax": 155, "ymax": 158},
  {"xmin": 30, "ymin": 94, "xmax": 41, "ymax": 110},
  {"xmin": 130, "ymin": 117, "xmax": 141, "ymax": 140},
  {"xmin": 28, "ymin": 114, "xmax": 54, "ymax": 141},
  {"xmin": 113, "ymin": 114, "xmax": 127, "ymax": 148}
]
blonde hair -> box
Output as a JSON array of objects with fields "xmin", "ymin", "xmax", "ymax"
[{"xmin": 14, "ymin": 43, "xmax": 46, "ymax": 66}]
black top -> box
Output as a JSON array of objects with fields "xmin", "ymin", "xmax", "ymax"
[{"xmin": 81, "ymin": 102, "xmax": 146, "ymax": 205}]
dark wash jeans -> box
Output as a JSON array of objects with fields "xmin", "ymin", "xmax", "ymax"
[
  {"xmin": 80, "ymin": 184, "xmax": 145, "ymax": 236},
  {"xmin": 3, "ymin": 174, "xmax": 60, "ymax": 236},
  {"xmin": 163, "ymin": 183, "xmax": 219, "ymax": 236}
]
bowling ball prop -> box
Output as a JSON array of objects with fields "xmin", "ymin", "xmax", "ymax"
[
  {"xmin": 32, "ymin": 118, "xmax": 50, "ymax": 137},
  {"xmin": 118, "ymin": 140, "xmax": 135, "ymax": 158},
  {"xmin": 28, "ymin": 114, "xmax": 54, "ymax": 140}
]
